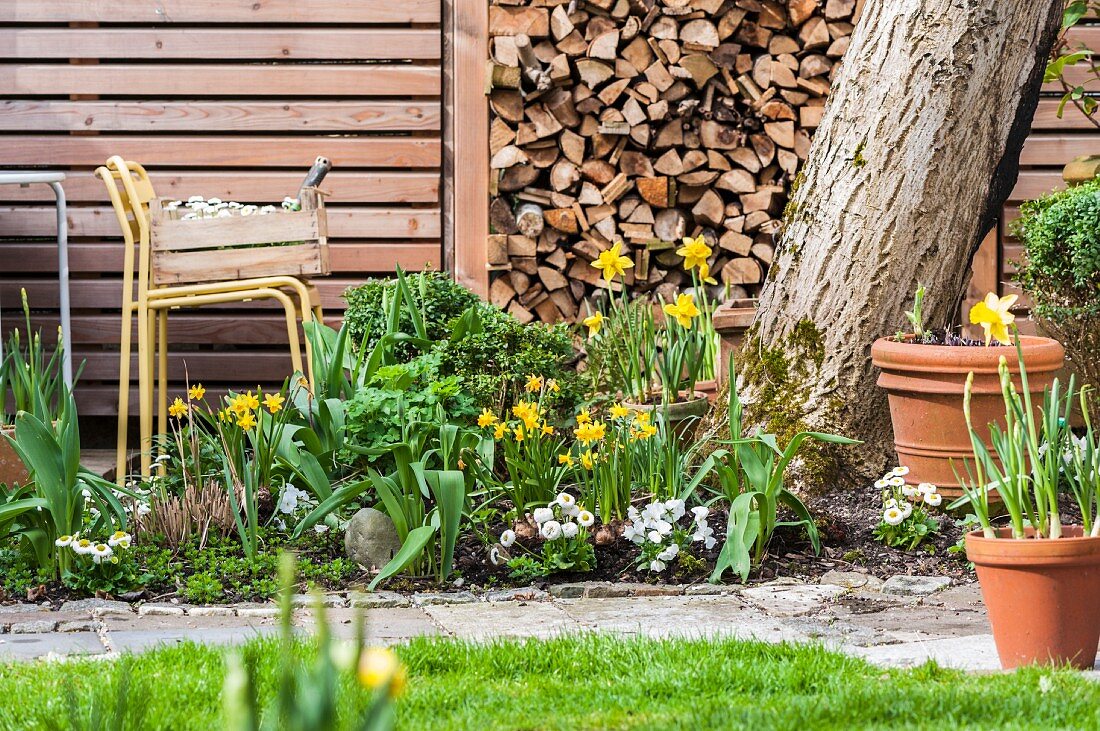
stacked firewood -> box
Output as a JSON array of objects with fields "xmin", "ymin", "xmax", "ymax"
[{"xmin": 485, "ymin": 0, "xmax": 859, "ymax": 323}]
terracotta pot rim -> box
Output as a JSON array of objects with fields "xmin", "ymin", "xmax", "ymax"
[
  {"xmin": 966, "ymin": 526, "xmax": 1100, "ymax": 566},
  {"xmin": 871, "ymin": 335, "xmax": 1064, "ymax": 374}
]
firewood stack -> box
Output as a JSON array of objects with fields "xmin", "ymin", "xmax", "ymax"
[{"xmin": 484, "ymin": 0, "xmax": 858, "ymax": 323}]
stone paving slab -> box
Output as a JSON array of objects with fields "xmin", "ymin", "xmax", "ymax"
[
  {"xmin": 424, "ymin": 601, "xmax": 576, "ymax": 640},
  {"xmin": 296, "ymin": 607, "xmax": 442, "ymax": 644},
  {"xmin": 0, "ymin": 631, "xmax": 105, "ymax": 660},
  {"xmin": 108, "ymin": 626, "xmax": 278, "ymax": 654}
]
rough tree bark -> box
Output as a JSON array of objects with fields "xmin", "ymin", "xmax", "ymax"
[{"xmin": 737, "ymin": 0, "xmax": 1063, "ymax": 487}]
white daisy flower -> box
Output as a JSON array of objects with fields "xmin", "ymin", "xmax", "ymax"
[
  {"xmin": 891, "ymin": 466, "xmax": 910, "ymax": 477},
  {"xmin": 207, "ymin": 197, "xmax": 223, "ymax": 205},
  {"xmin": 900, "ymin": 503, "xmax": 913, "ymax": 520},
  {"xmin": 107, "ymin": 531, "xmax": 131, "ymax": 548},
  {"xmin": 532, "ymin": 507, "xmax": 555, "ymax": 525},
  {"xmin": 489, "ymin": 547, "xmax": 504, "ymax": 566},
  {"xmin": 55, "ymin": 534, "xmax": 74, "ymax": 548},
  {"xmin": 187, "ymin": 195, "xmax": 204, "ymax": 204},
  {"xmin": 924, "ymin": 492, "xmax": 942, "ymax": 507},
  {"xmin": 72, "ymin": 538, "xmax": 94, "ymax": 555},
  {"xmin": 561, "ymin": 522, "xmax": 579, "ymax": 539},
  {"xmin": 540, "ymin": 520, "xmax": 563, "ymax": 541},
  {"xmin": 577, "ymin": 510, "xmax": 595, "ymax": 528},
  {"xmin": 562, "ymin": 502, "xmax": 580, "ymax": 518},
  {"xmin": 888, "ymin": 476, "xmax": 906, "ymax": 487},
  {"xmin": 874, "ymin": 478, "xmax": 890, "ymax": 489},
  {"xmin": 884, "ymin": 498, "xmax": 899, "ymax": 509},
  {"xmin": 91, "ymin": 543, "xmax": 113, "ymax": 564},
  {"xmin": 883, "ymin": 507, "xmax": 905, "ymax": 526},
  {"xmin": 556, "ymin": 492, "xmax": 576, "ymax": 509},
  {"xmin": 918, "ymin": 482, "xmax": 937, "ymax": 495},
  {"xmin": 901, "ymin": 484, "xmax": 919, "ymax": 498},
  {"xmin": 500, "ymin": 529, "xmax": 516, "ymax": 548}
]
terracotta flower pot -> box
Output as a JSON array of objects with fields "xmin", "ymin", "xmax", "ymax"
[
  {"xmin": 0, "ymin": 425, "xmax": 28, "ymax": 487},
  {"xmin": 871, "ymin": 336, "xmax": 1064, "ymax": 498},
  {"xmin": 966, "ymin": 526, "xmax": 1100, "ymax": 670},
  {"xmin": 712, "ymin": 298, "xmax": 758, "ymax": 387},
  {"xmin": 695, "ymin": 378, "xmax": 719, "ymax": 404}
]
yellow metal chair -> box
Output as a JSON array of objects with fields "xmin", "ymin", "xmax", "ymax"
[{"xmin": 97, "ymin": 157, "xmax": 326, "ymax": 480}]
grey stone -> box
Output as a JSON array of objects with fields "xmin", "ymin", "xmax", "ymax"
[
  {"xmin": 0, "ymin": 632, "xmax": 105, "ymax": 660},
  {"xmin": 345, "ymin": 507, "xmax": 402, "ymax": 571},
  {"xmin": 412, "ymin": 591, "xmax": 478, "ymax": 606},
  {"xmin": 59, "ymin": 598, "xmax": 133, "ymax": 617},
  {"xmin": 235, "ymin": 604, "xmax": 279, "ymax": 618},
  {"xmin": 109, "ymin": 626, "xmax": 278, "ymax": 654},
  {"xmin": 58, "ymin": 620, "xmax": 100, "ymax": 633},
  {"xmin": 0, "ymin": 603, "xmax": 50, "ymax": 615},
  {"xmin": 9, "ymin": 620, "xmax": 57, "ymax": 634},
  {"xmin": 683, "ymin": 584, "xmax": 731, "ymax": 596},
  {"xmin": 881, "ymin": 575, "xmax": 952, "ymax": 596},
  {"xmin": 138, "ymin": 603, "xmax": 186, "ymax": 617},
  {"xmin": 547, "ymin": 583, "xmax": 588, "ymax": 599},
  {"xmin": 819, "ymin": 570, "xmax": 884, "ymax": 591},
  {"xmin": 289, "ymin": 594, "xmax": 348, "ymax": 609},
  {"xmin": 740, "ymin": 583, "xmax": 847, "ymax": 617},
  {"xmin": 187, "ymin": 606, "xmax": 238, "ymax": 617},
  {"xmin": 845, "ymin": 633, "xmax": 1004, "ymax": 671},
  {"xmin": 424, "ymin": 601, "xmax": 574, "ymax": 640},
  {"xmin": 484, "ymin": 587, "xmax": 549, "ymax": 602},
  {"xmin": 347, "ymin": 591, "xmax": 411, "ymax": 609}
]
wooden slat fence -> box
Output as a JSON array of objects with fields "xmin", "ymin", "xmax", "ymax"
[{"xmin": 0, "ymin": 1, "xmax": 443, "ymax": 415}]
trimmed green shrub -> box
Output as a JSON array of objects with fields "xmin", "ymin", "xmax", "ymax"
[{"xmin": 1013, "ymin": 177, "xmax": 1100, "ymax": 409}]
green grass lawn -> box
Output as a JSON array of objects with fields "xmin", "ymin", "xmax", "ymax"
[{"xmin": 1, "ymin": 634, "xmax": 1098, "ymax": 730}]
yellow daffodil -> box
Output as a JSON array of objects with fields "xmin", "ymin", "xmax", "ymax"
[
  {"xmin": 547, "ymin": 378, "xmax": 560, "ymax": 393},
  {"xmin": 541, "ymin": 423, "xmax": 555, "ymax": 436},
  {"xmin": 591, "ymin": 242, "xmax": 633, "ymax": 283},
  {"xmin": 514, "ymin": 425, "xmax": 526, "ymax": 443},
  {"xmin": 457, "ymin": 458, "xmax": 466, "ymax": 470},
  {"xmin": 358, "ymin": 647, "xmax": 406, "ymax": 699},
  {"xmin": 187, "ymin": 384, "xmax": 206, "ymax": 401},
  {"xmin": 243, "ymin": 390, "xmax": 260, "ymax": 411},
  {"xmin": 493, "ymin": 423, "xmax": 507, "ymax": 440},
  {"xmin": 576, "ymin": 409, "xmax": 592, "ymax": 425},
  {"xmin": 525, "ymin": 374, "xmax": 544, "ymax": 393},
  {"xmin": 558, "ymin": 453, "xmax": 574, "ymax": 467},
  {"xmin": 218, "ymin": 408, "xmax": 230, "ymax": 422},
  {"xmin": 609, "ymin": 403, "xmax": 631, "ymax": 420},
  {"xmin": 677, "ymin": 234, "xmax": 712, "ymax": 271},
  {"xmin": 168, "ymin": 397, "xmax": 187, "ymax": 419},
  {"xmin": 574, "ymin": 421, "xmax": 606, "ymax": 446},
  {"xmin": 969, "ymin": 292, "xmax": 1018, "ymax": 345},
  {"xmin": 237, "ymin": 410, "xmax": 257, "ymax": 432},
  {"xmin": 583, "ymin": 311, "xmax": 604, "ymax": 337},
  {"xmin": 634, "ymin": 410, "xmax": 651, "ymax": 426},
  {"xmin": 698, "ymin": 260, "xmax": 718, "ymax": 285},
  {"xmin": 477, "ymin": 409, "xmax": 497, "ymax": 428},
  {"xmin": 580, "ymin": 450, "xmax": 595, "ymax": 470},
  {"xmin": 263, "ymin": 392, "xmax": 285, "ymax": 414},
  {"xmin": 663, "ymin": 293, "xmax": 700, "ymax": 328},
  {"xmin": 638, "ymin": 423, "xmax": 658, "ymax": 440}
]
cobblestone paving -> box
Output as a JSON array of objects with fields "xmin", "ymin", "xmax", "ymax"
[{"xmin": 0, "ymin": 575, "xmax": 1073, "ymax": 672}]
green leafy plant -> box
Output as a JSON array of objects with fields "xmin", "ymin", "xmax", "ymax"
[
  {"xmin": 1012, "ymin": 178, "xmax": 1100, "ymax": 415},
  {"xmin": 499, "ymin": 493, "xmax": 595, "ymax": 579},
  {"xmin": 955, "ymin": 335, "xmax": 1099, "ymax": 540},
  {"xmin": 871, "ymin": 468, "xmax": 941, "ymax": 551},
  {"xmin": 1046, "ymin": 1, "xmax": 1099, "ymax": 126},
  {"xmin": 904, "ymin": 285, "xmax": 927, "ymax": 340},
  {"xmin": 59, "ymin": 529, "xmax": 147, "ymax": 596},
  {"xmin": 223, "ymin": 553, "xmax": 400, "ymax": 731},
  {"xmin": 0, "ymin": 288, "xmax": 77, "ymax": 424},
  {"xmin": 709, "ymin": 360, "xmax": 860, "ymax": 583}
]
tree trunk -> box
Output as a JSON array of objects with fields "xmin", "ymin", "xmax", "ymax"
[{"xmin": 738, "ymin": 0, "xmax": 1063, "ymax": 488}]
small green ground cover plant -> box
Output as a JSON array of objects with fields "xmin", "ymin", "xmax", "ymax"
[{"xmin": 2, "ymin": 634, "xmax": 1098, "ymax": 731}]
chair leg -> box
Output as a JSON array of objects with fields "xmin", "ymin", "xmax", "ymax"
[
  {"xmin": 137, "ymin": 303, "xmax": 153, "ymax": 478},
  {"xmin": 157, "ymin": 309, "xmax": 168, "ymax": 473},
  {"xmin": 115, "ymin": 303, "xmax": 133, "ymax": 485},
  {"xmin": 274, "ymin": 291, "xmax": 304, "ymax": 377}
]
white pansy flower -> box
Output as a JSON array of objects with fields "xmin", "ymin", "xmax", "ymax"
[
  {"xmin": 540, "ymin": 520, "xmax": 562, "ymax": 540},
  {"xmin": 649, "ymin": 559, "xmax": 667, "ymax": 572},
  {"xmin": 561, "ymin": 522, "xmax": 579, "ymax": 539},
  {"xmin": 883, "ymin": 507, "xmax": 905, "ymax": 526},
  {"xmin": 647, "ymin": 529, "xmax": 663, "ymax": 544},
  {"xmin": 500, "ymin": 529, "xmax": 516, "ymax": 548},
  {"xmin": 533, "ymin": 507, "xmax": 554, "ymax": 525},
  {"xmin": 924, "ymin": 492, "xmax": 942, "ymax": 507},
  {"xmin": 642, "ymin": 502, "xmax": 665, "ymax": 524},
  {"xmin": 664, "ymin": 499, "xmax": 686, "ymax": 521},
  {"xmin": 576, "ymin": 510, "xmax": 595, "ymax": 528},
  {"xmin": 622, "ymin": 523, "xmax": 644, "ymax": 544},
  {"xmin": 627, "ymin": 506, "xmax": 641, "ymax": 522},
  {"xmin": 654, "ymin": 519, "xmax": 673, "ymax": 536},
  {"xmin": 656, "ymin": 543, "xmax": 679, "ymax": 562},
  {"xmin": 314, "ymin": 524, "xmax": 329, "ymax": 534},
  {"xmin": 691, "ymin": 506, "xmax": 710, "ymax": 523},
  {"xmin": 137, "ymin": 503, "xmax": 151, "ymax": 517}
]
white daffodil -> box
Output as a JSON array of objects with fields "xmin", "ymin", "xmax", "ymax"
[
  {"xmin": 541, "ymin": 520, "xmax": 563, "ymax": 541},
  {"xmin": 533, "ymin": 507, "xmax": 555, "ymax": 525},
  {"xmin": 556, "ymin": 492, "xmax": 576, "ymax": 509},
  {"xmin": 500, "ymin": 529, "xmax": 516, "ymax": 548},
  {"xmin": 891, "ymin": 466, "xmax": 910, "ymax": 477},
  {"xmin": 55, "ymin": 534, "xmax": 74, "ymax": 548},
  {"xmin": 883, "ymin": 507, "xmax": 905, "ymax": 526},
  {"xmin": 657, "ymin": 543, "xmax": 679, "ymax": 562},
  {"xmin": 561, "ymin": 522, "xmax": 579, "ymax": 539},
  {"xmin": 924, "ymin": 492, "xmax": 942, "ymax": 507},
  {"xmin": 91, "ymin": 543, "xmax": 113, "ymax": 564},
  {"xmin": 664, "ymin": 499, "xmax": 686, "ymax": 521},
  {"xmin": 918, "ymin": 482, "xmax": 937, "ymax": 495},
  {"xmin": 577, "ymin": 510, "xmax": 595, "ymax": 528},
  {"xmin": 691, "ymin": 506, "xmax": 710, "ymax": 523},
  {"xmin": 649, "ymin": 559, "xmax": 667, "ymax": 572},
  {"xmin": 647, "ymin": 529, "xmax": 663, "ymax": 544}
]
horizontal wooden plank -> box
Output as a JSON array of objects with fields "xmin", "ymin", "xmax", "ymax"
[
  {"xmin": 0, "ymin": 241, "xmax": 441, "ymax": 273},
  {"xmin": 0, "ymin": 29, "xmax": 440, "ymax": 61},
  {"xmin": 0, "ymin": 0, "xmax": 441, "ymax": 24},
  {"xmin": 0, "ymin": 171, "xmax": 441, "ymax": 204},
  {"xmin": 75, "ymin": 350, "xmax": 301, "ymax": 383},
  {"xmin": 0, "ymin": 64, "xmax": 441, "ymax": 97},
  {"xmin": 1020, "ymin": 133, "xmax": 1100, "ymax": 166},
  {"xmin": 1042, "ymin": 63, "xmax": 1100, "ymax": 92},
  {"xmin": 24, "ymin": 314, "xmax": 328, "ymax": 346},
  {"xmin": 0, "ymin": 135, "xmax": 441, "ymax": 168},
  {"xmin": 1033, "ymin": 99, "xmax": 1100, "ymax": 130},
  {"xmin": 1009, "ymin": 171, "xmax": 1066, "ymax": 202},
  {"xmin": 0, "ymin": 101, "xmax": 440, "ymax": 132},
  {"xmin": 0, "ymin": 206, "xmax": 442, "ymax": 239}
]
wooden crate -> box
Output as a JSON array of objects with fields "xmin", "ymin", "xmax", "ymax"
[{"xmin": 148, "ymin": 187, "xmax": 329, "ymax": 286}]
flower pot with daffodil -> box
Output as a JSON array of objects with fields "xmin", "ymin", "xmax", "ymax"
[{"xmin": 871, "ymin": 288, "xmax": 1064, "ymax": 498}]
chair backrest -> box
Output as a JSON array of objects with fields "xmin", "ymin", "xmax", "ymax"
[{"xmin": 147, "ymin": 187, "xmax": 329, "ymax": 286}]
